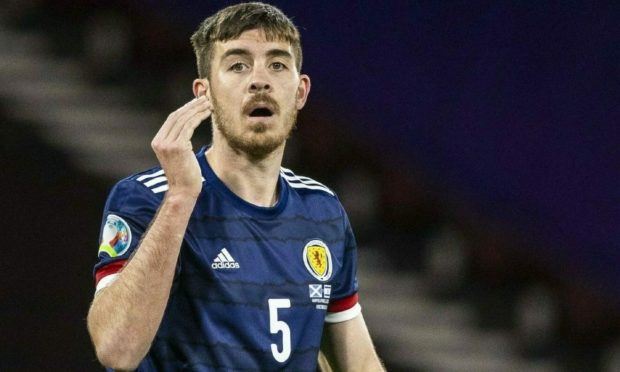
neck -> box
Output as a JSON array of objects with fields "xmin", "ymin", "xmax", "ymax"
[{"xmin": 206, "ymin": 142, "xmax": 284, "ymax": 207}]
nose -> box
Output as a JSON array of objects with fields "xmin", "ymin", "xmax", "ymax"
[
  {"xmin": 249, "ymin": 80, "xmax": 271, "ymax": 93},
  {"xmin": 249, "ymin": 67, "xmax": 272, "ymax": 93}
]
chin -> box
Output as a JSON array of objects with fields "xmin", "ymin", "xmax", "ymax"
[
  {"xmin": 224, "ymin": 131, "xmax": 285, "ymax": 159},
  {"xmin": 241, "ymin": 142, "xmax": 282, "ymax": 159},
  {"xmin": 249, "ymin": 122, "xmax": 269, "ymax": 133}
]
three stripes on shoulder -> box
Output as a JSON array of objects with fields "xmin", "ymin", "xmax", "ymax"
[
  {"xmin": 136, "ymin": 167, "xmax": 333, "ymax": 196},
  {"xmin": 136, "ymin": 170, "xmax": 169, "ymax": 193},
  {"xmin": 280, "ymin": 168, "xmax": 334, "ymax": 196},
  {"xmin": 136, "ymin": 170, "xmax": 206, "ymax": 194}
]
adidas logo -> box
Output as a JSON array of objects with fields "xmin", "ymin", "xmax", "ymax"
[{"xmin": 211, "ymin": 248, "xmax": 240, "ymax": 269}]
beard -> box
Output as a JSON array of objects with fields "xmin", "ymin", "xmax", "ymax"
[{"xmin": 211, "ymin": 93, "xmax": 298, "ymax": 160}]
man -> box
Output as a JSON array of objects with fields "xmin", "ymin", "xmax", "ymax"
[{"xmin": 87, "ymin": 3, "xmax": 383, "ymax": 371}]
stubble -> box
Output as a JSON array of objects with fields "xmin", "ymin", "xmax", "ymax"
[{"xmin": 211, "ymin": 93, "xmax": 298, "ymax": 159}]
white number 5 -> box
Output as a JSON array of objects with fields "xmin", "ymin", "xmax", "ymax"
[{"xmin": 268, "ymin": 298, "xmax": 291, "ymax": 362}]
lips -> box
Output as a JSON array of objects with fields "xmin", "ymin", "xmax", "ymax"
[
  {"xmin": 243, "ymin": 95, "xmax": 279, "ymax": 118},
  {"xmin": 249, "ymin": 106, "xmax": 273, "ymax": 117}
]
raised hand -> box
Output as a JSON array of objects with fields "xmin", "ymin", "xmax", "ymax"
[{"xmin": 150, "ymin": 96, "xmax": 212, "ymax": 199}]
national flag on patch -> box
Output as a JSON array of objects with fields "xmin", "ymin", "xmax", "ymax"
[{"xmin": 309, "ymin": 284, "xmax": 322, "ymax": 298}]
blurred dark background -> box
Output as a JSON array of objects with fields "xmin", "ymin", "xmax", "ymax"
[{"xmin": 1, "ymin": 1, "xmax": 618, "ymax": 371}]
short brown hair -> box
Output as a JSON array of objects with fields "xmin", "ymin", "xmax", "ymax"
[{"xmin": 190, "ymin": 2, "xmax": 303, "ymax": 79}]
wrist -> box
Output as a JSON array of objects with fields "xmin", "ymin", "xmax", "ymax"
[{"xmin": 162, "ymin": 189, "xmax": 199, "ymax": 212}]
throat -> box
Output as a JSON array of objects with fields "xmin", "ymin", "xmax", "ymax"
[
  {"xmin": 233, "ymin": 180, "xmax": 279, "ymax": 207},
  {"xmin": 205, "ymin": 148, "xmax": 282, "ymax": 207}
]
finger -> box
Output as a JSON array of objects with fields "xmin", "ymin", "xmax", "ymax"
[
  {"xmin": 166, "ymin": 100, "xmax": 211, "ymax": 141},
  {"xmin": 177, "ymin": 108, "xmax": 212, "ymax": 142},
  {"xmin": 156, "ymin": 97, "xmax": 209, "ymax": 139},
  {"xmin": 155, "ymin": 98, "xmax": 198, "ymax": 138}
]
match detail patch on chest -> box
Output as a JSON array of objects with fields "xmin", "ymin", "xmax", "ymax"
[
  {"xmin": 98, "ymin": 214, "xmax": 132, "ymax": 258},
  {"xmin": 303, "ymin": 240, "xmax": 332, "ymax": 281}
]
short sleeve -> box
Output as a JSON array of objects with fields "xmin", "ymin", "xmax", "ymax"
[
  {"xmin": 325, "ymin": 208, "xmax": 361, "ymax": 323},
  {"xmin": 93, "ymin": 178, "xmax": 161, "ymax": 291}
]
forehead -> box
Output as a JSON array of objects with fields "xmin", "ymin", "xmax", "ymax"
[{"xmin": 213, "ymin": 29, "xmax": 294, "ymax": 58}]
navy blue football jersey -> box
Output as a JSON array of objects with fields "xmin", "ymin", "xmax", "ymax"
[{"xmin": 94, "ymin": 146, "xmax": 361, "ymax": 371}]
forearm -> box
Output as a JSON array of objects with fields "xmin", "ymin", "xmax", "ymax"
[
  {"xmin": 87, "ymin": 192, "xmax": 197, "ymax": 370},
  {"xmin": 321, "ymin": 314, "xmax": 384, "ymax": 372}
]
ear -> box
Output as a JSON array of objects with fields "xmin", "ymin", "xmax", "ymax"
[
  {"xmin": 193, "ymin": 78, "xmax": 210, "ymax": 98},
  {"xmin": 295, "ymin": 74, "xmax": 311, "ymax": 110}
]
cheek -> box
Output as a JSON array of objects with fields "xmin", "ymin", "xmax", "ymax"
[
  {"xmin": 282, "ymin": 83, "xmax": 301, "ymax": 103},
  {"xmin": 212, "ymin": 73, "xmax": 243, "ymax": 99},
  {"xmin": 213, "ymin": 89, "xmax": 240, "ymax": 113},
  {"xmin": 289, "ymin": 83, "xmax": 305, "ymax": 106}
]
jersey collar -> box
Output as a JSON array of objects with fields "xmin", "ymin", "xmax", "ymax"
[{"xmin": 197, "ymin": 146, "xmax": 289, "ymax": 218}]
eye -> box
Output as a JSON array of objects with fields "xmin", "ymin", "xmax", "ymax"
[
  {"xmin": 230, "ymin": 62, "xmax": 247, "ymax": 72},
  {"xmin": 271, "ymin": 62, "xmax": 286, "ymax": 71}
]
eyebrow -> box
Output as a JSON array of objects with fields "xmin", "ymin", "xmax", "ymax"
[
  {"xmin": 221, "ymin": 48, "xmax": 251, "ymax": 61},
  {"xmin": 266, "ymin": 49, "xmax": 293, "ymax": 59},
  {"xmin": 220, "ymin": 48, "xmax": 293, "ymax": 61}
]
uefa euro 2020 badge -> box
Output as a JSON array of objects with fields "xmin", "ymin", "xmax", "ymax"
[{"xmin": 98, "ymin": 214, "xmax": 132, "ymax": 258}]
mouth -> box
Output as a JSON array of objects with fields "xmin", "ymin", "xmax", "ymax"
[
  {"xmin": 248, "ymin": 107, "xmax": 274, "ymax": 117},
  {"xmin": 244, "ymin": 96, "xmax": 279, "ymax": 119}
]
